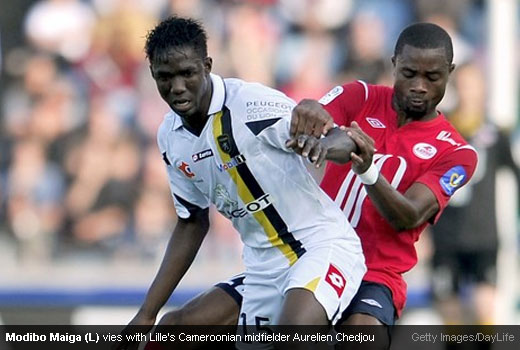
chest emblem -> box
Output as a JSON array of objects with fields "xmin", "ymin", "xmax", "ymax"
[
  {"xmin": 413, "ymin": 143, "xmax": 437, "ymax": 160},
  {"xmin": 366, "ymin": 117, "xmax": 386, "ymax": 129},
  {"xmin": 177, "ymin": 161, "xmax": 195, "ymax": 178},
  {"xmin": 217, "ymin": 134, "xmax": 232, "ymax": 154}
]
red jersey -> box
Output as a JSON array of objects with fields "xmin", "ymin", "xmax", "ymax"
[{"xmin": 319, "ymin": 81, "xmax": 478, "ymax": 316}]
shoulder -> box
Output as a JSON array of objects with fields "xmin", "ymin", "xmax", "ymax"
[
  {"xmin": 223, "ymin": 78, "xmax": 295, "ymax": 121},
  {"xmin": 225, "ymin": 78, "xmax": 295, "ymax": 104},
  {"xmin": 321, "ymin": 80, "xmax": 392, "ymax": 106},
  {"xmin": 156, "ymin": 111, "xmax": 177, "ymax": 150},
  {"xmin": 437, "ymin": 118, "xmax": 479, "ymax": 165}
]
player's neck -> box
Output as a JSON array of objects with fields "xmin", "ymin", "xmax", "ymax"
[
  {"xmin": 181, "ymin": 81, "xmax": 214, "ymax": 136},
  {"xmin": 397, "ymin": 109, "xmax": 439, "ymax": 127}
]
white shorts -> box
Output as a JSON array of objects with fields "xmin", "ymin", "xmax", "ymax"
[{"xmin": 238, "ymin": 239, "xmax": 366, "ymax": 326}]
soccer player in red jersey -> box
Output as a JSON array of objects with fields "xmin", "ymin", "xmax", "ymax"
[
  {"xmin": 287, "ymin": 22, "xmax": 477, "ymax": 343},
  {"xmin": 119, "ymin": 22, "xmax": 477, "ymax": 350}
]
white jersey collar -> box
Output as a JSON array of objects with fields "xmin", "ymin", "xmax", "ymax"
[{"xmin": 171, "ymin": 73, "xmax": 225, "ymax": 131}]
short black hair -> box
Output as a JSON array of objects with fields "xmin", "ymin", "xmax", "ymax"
[
  {"xmin": 145, "ymin": 16, "xmax": 208, "ymax": 62},
  {"xmin": 394, "ymin": 22, "xmax": 453, "ymax": 63}
]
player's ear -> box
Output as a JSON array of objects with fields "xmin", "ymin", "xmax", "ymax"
[
  {"xmin": 449, "ymin": 63, "xmax": 456, "ymax": 74},
  {"xmin": 149, "ymin": 65, "xmax": 155, "ymax": 78},
  {"xmin": 204, "ymin": 57, "xmax": 212, "ymax": 74},
  {"xmin": 391, "ymin": 56, "xmax": 396, "ymax": 67}
]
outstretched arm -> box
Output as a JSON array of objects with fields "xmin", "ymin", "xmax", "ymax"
[
  {"xmin": 346, "ymin": 122, "xmax": 439, "ymax": 231},
  {"xmin": 286, "ymin": 127, "xmax": 358, "ymax": 167},
  {"xmin": 138, "ymin": 208, "xmax": 210, "ymax": 318},
  {"xmin": 115, "ymin": 208, "xmax": 210, "ymax": 350}
]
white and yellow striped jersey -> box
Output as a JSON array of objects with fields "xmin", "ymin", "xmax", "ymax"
[{"xmin": 157, "ymin": 74, "xmax": 362, "ymax": 269}]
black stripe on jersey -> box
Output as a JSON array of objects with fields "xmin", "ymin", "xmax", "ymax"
[
  {"xmin": 215, "ymin": 282, "xmax": 243, "ymax": 306},
  {"xmin": 245, "ymin": 118, "xmax": 281, "ymax": 136},
  {"xmin": 174, "ymin": 194, "xmax": 205, "ymax": 217},
  {"xmin": 221, "ymin": 108, "xmax": 306, "ymax": 258}
]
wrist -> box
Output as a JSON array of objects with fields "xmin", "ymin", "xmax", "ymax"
[{"xmin": 358, "ymin": 160, "xmax": 379, "ymax": 185}]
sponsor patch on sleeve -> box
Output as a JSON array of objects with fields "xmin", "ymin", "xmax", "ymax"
[
  {"xmin": 318, "ymin": 86, "xmax": 343, "ymax": 105},
  {"xmin": 440, "ymin": 166, "xmax": 467, "ymax": 196}
]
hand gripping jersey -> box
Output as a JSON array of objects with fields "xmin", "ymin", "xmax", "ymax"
[
  {"xmin": 319, "ymin": 81, "xmax": 478, "ymax": 316},
  {"xmin": 157, "ymin": 74, "xmax": 362, "ymax": 270}
]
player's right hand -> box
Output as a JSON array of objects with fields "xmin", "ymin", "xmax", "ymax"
[
  {"xmin": 290, "ymin": 99, "xmax": 334, "ymax": 138},
  {"xmin": 342, "ymin": 121, "xmax": 375, "ymax": 174},
  {"xmin": 112, "ymin": 312, "xmax": 156, "ymax": 350}
]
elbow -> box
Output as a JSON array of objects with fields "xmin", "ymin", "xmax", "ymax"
[{"xmin": 388, "ymin": 214, "xmax": 423, "ymax": 232}]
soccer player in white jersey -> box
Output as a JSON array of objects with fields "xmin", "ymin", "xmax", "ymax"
[{"xmin": 116, "ymin": 16, "xmax": 366, "ymax": 349}]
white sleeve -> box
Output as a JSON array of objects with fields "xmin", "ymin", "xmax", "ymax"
[
  {"xmin": 157, "ymin": 122, "xmax": 210, "ymax": 219},
  {"xmin": 164, "ymin": 160, "xmax": 210, "ymax": 219}
]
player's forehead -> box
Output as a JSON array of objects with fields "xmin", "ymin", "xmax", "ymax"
[
  {"xmin": 395, "ymin": 45, "xmax": 450, "ymax": 70},
  {"xmin": 151, "ymin": 46, "xmax": 204, "ymax": 71}
]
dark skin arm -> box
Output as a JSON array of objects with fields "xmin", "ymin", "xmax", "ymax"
[
  {"xmin": 286, "ymin": 127, "xmax": 358, "ymax": 167},
  {"xmin": 288, "ymin": 98, "xmax": 439, "ymax": 231},
  {"xmin": 347, "ymin": 122, "xmax": 439, "ymax": 231},
  {"xmin": 114, "ymin": 208, "xmax": 210, "ymax": 350}
]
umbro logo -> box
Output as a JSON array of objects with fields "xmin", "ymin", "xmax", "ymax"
[
  {"xmin": 361, "ymin": 298, "xmax": 383, "ymax": 308},
  {"xmin": 366, "ymin": 117, "xmax": 386, "ymax": 129}
]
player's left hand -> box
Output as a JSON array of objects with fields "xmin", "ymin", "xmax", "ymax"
[
  {"xmin": 341, "ymin": 121, "xmax": 375, "ymax": 174},
  {"xmin": 290, "ymin": 99, "xmax": 334, "ymax": 138},
  {"xmin": 286, "ymin": 134, "xmax": 328, "ymax": 168}
]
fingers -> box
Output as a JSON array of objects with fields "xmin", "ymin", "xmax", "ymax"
[
  {"xmin": 290, "ymin": 99, "xmax": 333, "ymax": 138},
  {"xmin": 289, "ymin": 110, "xmax": 299, "ymax": 137},
  {"xmin": 286, "ymin": 135, "xmax": 327, "ymax": 167},
  {"xmin": 322, "ymin": 119, "xmax": 334, "ymax": 136}
]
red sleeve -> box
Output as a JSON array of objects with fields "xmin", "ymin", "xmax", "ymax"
[
  {"xmin": 320, "ymin": 81, "xmax": 367, "ymax": 126},
  {"xmin": 416, "ymin": 146, "xmax": 478, "ymax": 223}
]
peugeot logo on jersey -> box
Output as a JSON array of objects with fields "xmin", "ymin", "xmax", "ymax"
[{"xmin": 217, "ymin": 134, "xmax": 232, "ymax": 154}]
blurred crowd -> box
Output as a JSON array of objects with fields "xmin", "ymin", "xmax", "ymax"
[{"xmin": 0, "ymin": 0, "xmax": 497, "ymax": 269}]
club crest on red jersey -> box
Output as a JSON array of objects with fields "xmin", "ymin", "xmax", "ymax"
[
  {"xmin": 325, "ymin": 264, "xmax": 346, "ymax": 297},
  {"xmin": 413, "ymin": 142, "xmax": 437, "ymax": 160}
]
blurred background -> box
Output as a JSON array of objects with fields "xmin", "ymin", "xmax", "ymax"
[{"xmin": 0, "ymin": 0, "xmax": 519, "ymax": 325}]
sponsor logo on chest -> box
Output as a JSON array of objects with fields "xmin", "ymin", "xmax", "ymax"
[
  {"xmin": 192, "ymin": 149, "xmax": 214, "ymax": 162},
  {"xmin": 217, "ymin": 154, "xmax": 246, "ymax": 172}
]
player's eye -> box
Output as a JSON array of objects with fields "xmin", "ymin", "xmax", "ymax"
[
  {"xmin": 182, "ymin": 70, "xmax": 195, "ymax": 78},
  {"xmin": 402, "ymin": 69, "xmax": 414, "ymax": 78}
]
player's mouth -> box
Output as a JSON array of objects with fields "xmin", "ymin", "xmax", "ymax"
[
  {"xmin": 172, "ymin": 99, "xmax": 192, "ymax": 112},
  {"xmin": 409, "ymin": 98, "xmax": 425, "ymax": 108}
]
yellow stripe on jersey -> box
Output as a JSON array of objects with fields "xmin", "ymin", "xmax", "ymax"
[
  {"xmin": 212, "ymin": 111, "xmax": 300, "ymax": 266},
  {"xmin": 304, "ymin": 277, "xmax": 321, "ymax": 293}
]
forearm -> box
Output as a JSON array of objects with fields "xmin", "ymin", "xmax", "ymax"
[
  {"xmin": 139, "ymin": 212, "xmax": 209, "ymax": 316},
  {"xmin": 365, "ymin": 178, "xmax": 438, "ymax": 231},
  {"xmin": 321, "ymin": 127, "xmax": 359, "ymax": 164}
]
